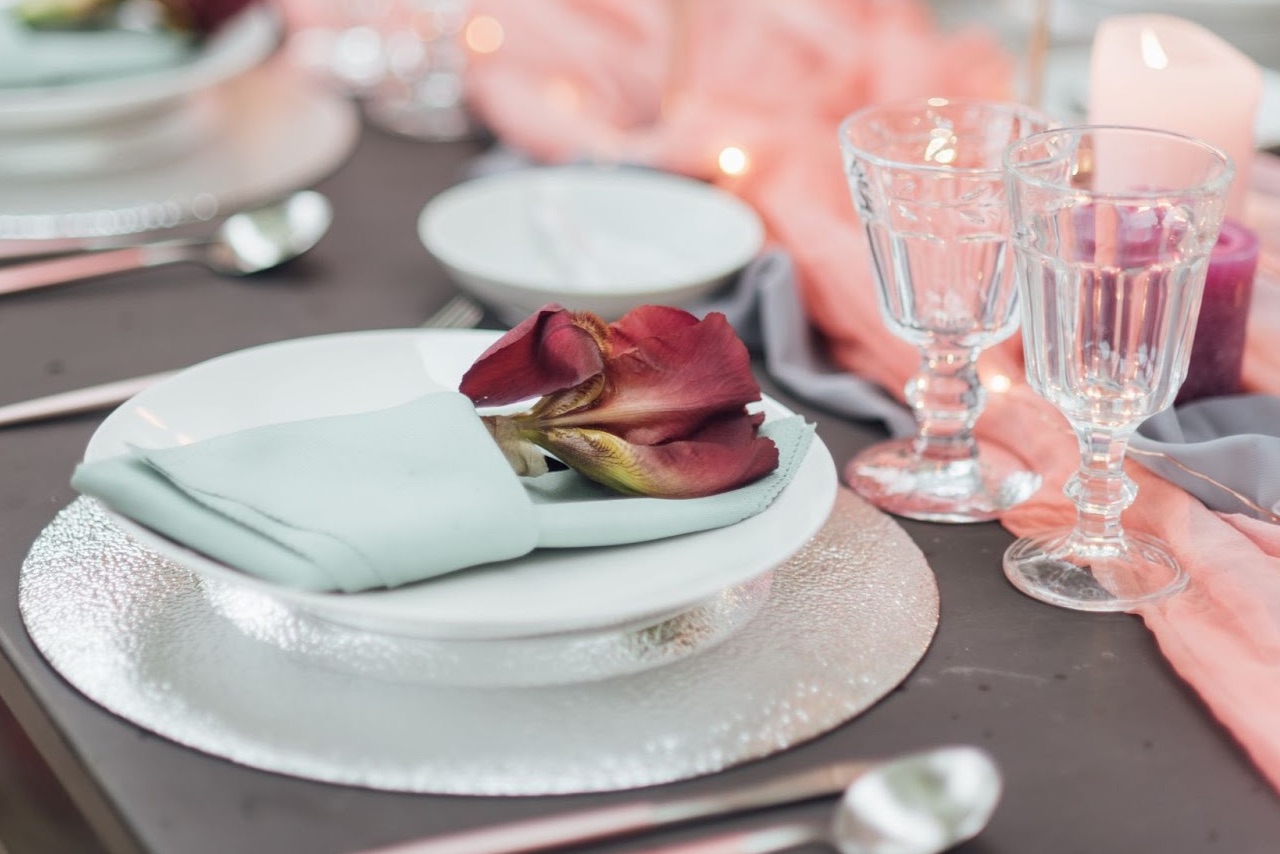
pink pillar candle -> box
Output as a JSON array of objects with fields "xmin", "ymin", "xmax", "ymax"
[
  {"xmin": 1178, "ymin": 217, "xmax": 1259, "ymax": 403},
  {"xmin": 1088, "ymin": 15, "xmax": 1263, "ymax": 220}
]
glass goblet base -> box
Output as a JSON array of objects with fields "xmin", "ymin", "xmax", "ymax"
[
  {"xmin": 843, "ymin": 438, "xmax": 1041, "ymax": 524},
  {"xmin": 1003, "ymin": 529, "xmax": 1189, "ymax": 612}
]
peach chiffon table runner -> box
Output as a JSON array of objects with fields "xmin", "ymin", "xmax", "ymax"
[{"xmin": 463, "ymin": 0, "xmax": 1280, "ymax": 793}]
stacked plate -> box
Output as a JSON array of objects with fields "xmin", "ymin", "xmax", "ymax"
[
  {"xmin": 0, "ymin": 3, "xmax": 278, "ymax": 177},
  {"xmin": 81, "ymin": 328, "xmax": 839, "ymax": 686},
  {"xmin": 29, "ymin": 331, "xmax": 942, "ymax": 796},
  {"xmin": 0, "ymin": 3, "xmax": 278, "ymax": 134},
  {"xmin": 0, "ymin": 3, "xmax": 359, "ymax": 242}
]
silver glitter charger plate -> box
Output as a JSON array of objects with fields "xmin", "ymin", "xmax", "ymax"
[
  {"xmin": 200, "ymin": 571, "xmax": 772, "ymax": 688},
  {"xmin": 20, "ymin": 490, "xmax": 939, "ymax": 795}
]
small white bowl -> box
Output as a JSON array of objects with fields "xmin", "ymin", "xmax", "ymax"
[{"xmin": 418, "ymin": 166, "xmax": 764, "ymax": 322}]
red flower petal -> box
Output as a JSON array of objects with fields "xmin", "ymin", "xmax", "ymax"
[
  {"xmin": 536, "ymin": 412, "xmax": 779, "ymax": 498},
  {"xmin": 464, "ymin": 305, "xmax": 780, "ymax": 498},
  {"xmin": 459, "ymin": 305, "xmax": 608, "ymax": 406},
  {"xmin": 545, "ymin": 312, "xmax": 762, "ymax": 444},
  {"xmin": 606, "ymin": 305, "xmax": 700, "ymax": 355}
]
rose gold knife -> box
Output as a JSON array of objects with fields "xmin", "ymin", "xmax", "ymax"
[
  {"xmin": 352, "ymin": 762, "xmax": 868, "ymax": 854},
  {"xmin": 0, "ymin": 371, "xmax": 176, "ymax": 428}
]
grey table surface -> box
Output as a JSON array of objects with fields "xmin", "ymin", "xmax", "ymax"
[{"xmin": 0, "ymin": 125, "xmax": 1277, "ymax": 854}]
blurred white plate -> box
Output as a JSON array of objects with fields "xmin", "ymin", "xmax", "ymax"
[
  {"xmin": 84, "ymin": 329, "xmax": 837, "ymax": 641},
  {"xmin": 0, "ymin": 3, "xmax": 279, "ymax": 133},
  {"xmin": 0, "ymin": 64, "xmax": 358, "ymax": 239},
  {"xmin": 419, "ymin": 166, "xmax": 765, "ymax": 322}
]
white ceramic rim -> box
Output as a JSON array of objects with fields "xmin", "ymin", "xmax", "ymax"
[
  {"xmin": 0, "ymin": 64, "xmax": 359, "ymax": 239},
  {"xmin": 417, "ymin": 165, "xmax": 765, "ymax": 299}
]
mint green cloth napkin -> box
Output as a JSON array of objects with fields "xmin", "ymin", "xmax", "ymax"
[
  {"xmin": 0, "ymin": 15, "xmax": 190, "ymax": 89},
  {"xmin": 72, "ymin": 393, "xmax": 539, "ymax": 593},
  {"xmin": 72, "ymin": 393, "xmax": 815, "ymax": 593}
]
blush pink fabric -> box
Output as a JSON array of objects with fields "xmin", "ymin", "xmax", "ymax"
[{"xmin": 464, "ymin": 0, "xmax": 1280, "ymax": 791}]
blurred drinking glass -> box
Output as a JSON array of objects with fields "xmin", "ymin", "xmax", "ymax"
[
  {"xmin": 363, "ymin": 0, "xmax": 477, "ymax": 140},
  {"xmin": 283, "ymin": 0, "xmax": 393, "ymax": 94}
]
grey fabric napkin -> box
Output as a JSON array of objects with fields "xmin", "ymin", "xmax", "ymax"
[
  {"xmin": 1131, "ymin": 396, "xmax": 1280, "ymax": 522},
  {"xmin": 697, "ymin": 250, "xmax": 916, "ymax": 438}
]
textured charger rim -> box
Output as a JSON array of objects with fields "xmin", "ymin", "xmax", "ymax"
[{"xmin": 19, "ymin": 489, "xmax": 939, "ymax": 795}]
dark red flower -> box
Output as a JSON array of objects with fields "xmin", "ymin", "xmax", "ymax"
[{"xmin": 460, "ymin": 305, "xmax": 779, "ymax": 498}]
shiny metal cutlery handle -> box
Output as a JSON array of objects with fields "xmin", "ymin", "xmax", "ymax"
[
  {"xmin": 0, "ymin": 371, "xmax": 177, "ymax": 427},
  {"xmin": 0, "ymin": 242, "xmax": 193, "ymax": 295},
  {"xmin": 360, "ymin": 804, "xmax": 654, "ymax": 854},
  {"xmin": 637, "ymin": 825, "xmax": 817, "ymax": 854},
  {"xmin": 352, "ymin": 763, "xmax": 866, "ymax": 854}
]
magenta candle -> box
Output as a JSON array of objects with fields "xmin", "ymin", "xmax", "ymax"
[{"xmin": 1178, "ymin": 217, "xmax": 1259, "ymax": 403}]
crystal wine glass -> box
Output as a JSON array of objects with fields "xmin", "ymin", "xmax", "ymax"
[
  {"xmin": 1002, "ymin": 126, "xmax": 1232, "ymax": 611},
  {"xmin": 838, "ymin": 99, "xmax": 1052, "ymax": 523}
]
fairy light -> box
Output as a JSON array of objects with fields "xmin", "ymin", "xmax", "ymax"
[
  {"xmin": 465, "ymin": 15, "xmax": 504, "ymax": 54},
  {"xmin": 718, "ymin": 146, "xmax": 750, "ymax": 176},
  {"xmin": 986, "ymin": 373, "xmax": 1013, "ymax": 393}
]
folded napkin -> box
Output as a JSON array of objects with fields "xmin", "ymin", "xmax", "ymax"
[
  {"xmin": 72, "ymin": 392, "xmax": 814, "ymax": 593},
  {"xmin": 0, "ymin": 17, "xmax": 190, "ymax": 89},
  {"xmin": 1132, "ymin": 396, "xmax": 1280, "ymax": 522}
]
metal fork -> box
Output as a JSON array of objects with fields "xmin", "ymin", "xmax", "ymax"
[
  {"xmin": 0, "ymin": 294, "xmax": 486, "ymax": 428},
  {"xmin": 423, "ymin": 293, "xmax": 485, "ymax": 330}
]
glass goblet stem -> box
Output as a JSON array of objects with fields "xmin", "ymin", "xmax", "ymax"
[
  {"xmin": 907, "ymin": 344, "xmax": 984, "ymax": 464},
  {"xmin": 1064, "ymin": 426, "xmax": 1139, "ymax": 551}
]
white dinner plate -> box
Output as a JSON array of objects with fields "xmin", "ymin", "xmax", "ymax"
[
  {"xmin": 83, "ymin": 329, "xmax": 838, "ymax": 640},
  {"xmin": 418, "ymin": 166, "xmax": 765, "ymax": 322},
  {"xmin": 0, "ymin": 3, "xmax": 280, "ymax": 133},
  {"xmin": 0, "ymin": 63, "xmax": 359, "ymax": 240}
]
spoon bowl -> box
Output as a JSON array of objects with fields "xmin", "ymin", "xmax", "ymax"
[
  {"xmin": 0, "ymin": 190, "xmax": 334, "ymax": 296},
  {"xmin": 832, "ymin": 745, "xmax": 1002, "ymax": 854},
  {"xmin": 643, "ymin": 745, "xmax": 1001, "ymax": 854},
  {"xmin": 206, "ymin": 190, "xmax": 333, "ymax": 274}
]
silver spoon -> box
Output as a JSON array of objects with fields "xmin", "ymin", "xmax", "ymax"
[
  {"xmin": 0, "ymin": 190, "xmax": 333, "ymax": 296},
  {"xmin": 641, "ymin": 745, "xmax": 1002, "ymax": 854},
  {"xmin": 354, "ymin": 746, "xmax": 998, "ymax": 854}
]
